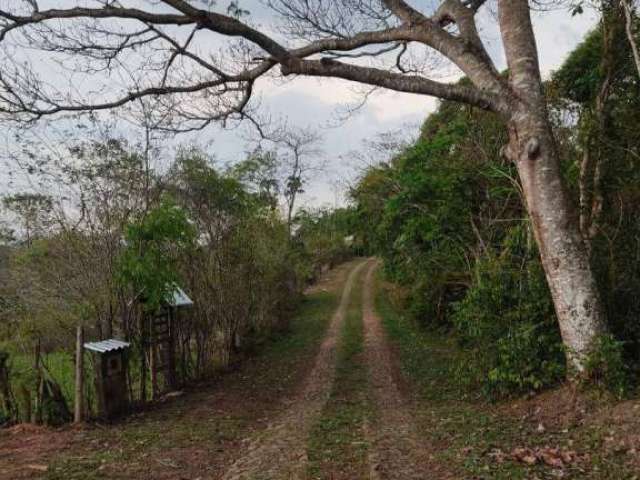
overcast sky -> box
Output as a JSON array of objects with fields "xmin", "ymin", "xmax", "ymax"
[
  {"xmin": 183, "ymin": 2, "xmax": 599, "ymax": 208},
  {"xmin": 0, "ymin": 1, "xmax": 600, "ymax": 211}
]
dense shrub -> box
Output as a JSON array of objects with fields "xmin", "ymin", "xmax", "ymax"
[
  {"xmin": 452, "ymin": 229, "xmax": 564, "ymax": 397},
  {"xmin": 584, "ymin": 334, "xmax": 630, "ymax": 398}
]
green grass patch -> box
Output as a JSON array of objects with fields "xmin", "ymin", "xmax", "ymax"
[
  {"xmin": 307, "ymin": 266, "xmax": 371, "ymax": 479},
  {"xmin": 3, "ymin": 348, "xmax": 79, "ymax": 422},
  {"xmin": 374, "ymin": 275, "xmax": 638, "ymax": 479}
]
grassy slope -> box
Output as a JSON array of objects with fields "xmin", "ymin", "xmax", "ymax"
[
  {"xmin": 375, "ymin": 275, "xmax": 638, "ymax": 480},
  {"xmin": 39, "ymin": 263, "xmax": 357, "ymax": 480},
  {"xmin": 307, "ymin": 265, "xmax": 371, "ymax": 480}
]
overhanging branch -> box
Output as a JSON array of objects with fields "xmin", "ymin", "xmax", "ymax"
[{"xmin": 281, "ymin": 57, "xmax": 503, "ymax": 112}]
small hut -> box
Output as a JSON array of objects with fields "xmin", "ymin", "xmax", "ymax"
[
  {"xmin": 84, "ymin": 339, "xmax": 130, "ymax": 419},
  {"xmin": 146, "ymin": 284, "xmax": 193, "ymax": 394}
]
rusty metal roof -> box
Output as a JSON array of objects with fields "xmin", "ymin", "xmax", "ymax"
[{"xmin": 84, "ymin": 339, "xmax": 130, "ymax": 353}]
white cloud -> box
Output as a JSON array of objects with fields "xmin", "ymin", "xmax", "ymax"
[{"xmin": 532, "ymin": 8, "xmax": 599, "ymax": 78}]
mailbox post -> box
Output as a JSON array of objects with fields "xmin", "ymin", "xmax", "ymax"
[{"xmin": 84, "ymin": 339, "xmax": 131, "ymax": 419}]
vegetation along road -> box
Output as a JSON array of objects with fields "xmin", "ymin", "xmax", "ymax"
[
  {"xmin": 3, "ymin": 259, "xmax": 639, "ymax": 479},
  {"xmin": 2, "ymin": 1, "xmax": 640, "ymax": 479}
]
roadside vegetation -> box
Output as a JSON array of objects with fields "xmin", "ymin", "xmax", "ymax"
[
  {"xmin": 376, "ymin": 276, "xmax": 640, "ymax": 479},
  {"xmin": 350, "ymin": 12, "xmax": 640, "ymax": 399},
  {"xmin": 0, "ymin": 141, "xmax": 355, "ymax": 426},
  {"xmin": 3, "ymin": 261, "xmax": 357, "ymax": 480}
]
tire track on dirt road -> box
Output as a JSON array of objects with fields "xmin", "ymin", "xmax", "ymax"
[
  {"xmin": 221, "ymin": 259, "xmax": 369, "ymax": 480},
  {"xmin": 362, "ymin": 260, "xmax": 430, "ymax": 480}
]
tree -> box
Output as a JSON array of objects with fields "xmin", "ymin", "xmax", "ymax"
[
  {"xmin": 621, "ymin": 0, "xmax": 640, "ymax": 78},
  {"xmin": 0, "ymin": 1, "xmax": 606, "ymax": 372},
  {"xmin": 238, "ymin": 127, "xmax": 324, "ymax": 233},
  {"xmin": 273, "ymin": 127, "xmax": 324, "ymax": 233},
  {"xmin": 232, "ymin": 149, "xmax": 281, "ymax": 210},
  {"xmin": 352, "ymin": 99, "xmax": 566, "ymax": 395},
  {"xmin": 553, "ymin": 6, "xmax": 640, "ymax": 371},
  {"xmin": 2, "ymin": 193, "xmax": 54, "ymax": 246}
]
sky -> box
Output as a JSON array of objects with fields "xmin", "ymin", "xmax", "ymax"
[
  {"xmin": 0, "ymin": 1, "xmax": 600, "ymax": 211},
  {"xmin": 176, "ymin": 1, "xmax": 600, "ymax": 208}
]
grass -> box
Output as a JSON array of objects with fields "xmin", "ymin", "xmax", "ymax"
[
  {"xmin": 43, "ymin": 276, "xmax": 350, "ymax": 480},
  {"xmin": 307, "ymin": 266, "xmax": 371, "ymax": 479},
  {"xmin": 374, "ymin": 274, "xmax": 639, "ymax": 479},
  {"xmin": 4, "ymin": 349, "xmax": 78, "ymax": 423}
]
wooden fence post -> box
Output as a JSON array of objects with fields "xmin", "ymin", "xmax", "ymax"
[{"xmin": 74, "ymin": 325, "xmax": 84, "ymax": 423}]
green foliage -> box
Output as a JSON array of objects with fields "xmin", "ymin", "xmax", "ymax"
[
  {"xmin": 2, "ymin": 193, "xmax": 54, "ymax": 245},
  {"xmin": 553, "ymin": 17, "xmax": 640, "ymax": 374},
  {"xmin": 118, "ymin": 197, "xmax": 195, "ymax": 312},
  {"xmin": 1, "ymin": 138, "xmax": 344, "ymax": 423},
  {"xmin": 352, "ymin": 96, "xmax": 561, "ymax": 397},
  {"xmin": 295, "ymin": 207, "xmax": 359, "ymax": 282},
  {"xmin": 452, "ymin": 230, "xmax": 564, "ymax": 397},
  {"xmin": 230, "ymin": 149, "xmax": 279, "ymax": 209},
  {"xmin": 351, "ymin": 18, "xmax": 640, "ymax": 398},
  {"xmin": 349, "ymin": 164, "xmax": 396, "ymax": 255},
  {"xmin": 1, "ymin": 348, "xmax": 80, "ymax": 424},
  {"xmin": 584, "ymin": 334, "xmax": 630, "ymax": 398},
  {"xmin": 376, "ymin": 276, "xmax": 639, "ymax": 479},
  {"xmin": 552, "ymin": 11, "xmax": 637, "ymax": 104},
  {"xmin": 552, "ymin": 28, "xmax": 603, "ymax": 103},
  {"xmin": 354, "ymin": 100, "xmax": 512, "ymax": 328}
]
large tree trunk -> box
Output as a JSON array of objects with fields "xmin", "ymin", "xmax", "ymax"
[
  {"xmin": 499, "ymin": 0, "xmax": 607, "ymax": 373},
  {"xmin": 508, "ymin": 110, "xmax": 607, "ymax": 372}
]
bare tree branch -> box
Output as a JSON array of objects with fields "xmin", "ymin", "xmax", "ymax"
[{"xmin": 0, "ymin": 0, "xmax": 511, "ymax": 129}]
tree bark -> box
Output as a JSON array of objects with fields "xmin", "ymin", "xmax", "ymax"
[
  {"xmin": 621, "ymin": 0, "xmax": 640, "ymax": 79},
  {"xmin": 499, "ymin": 0, "xmax": 607, "ymax": 372},
  {"xmin": 509, "ymin": 111, "xmax": 606, "ymax": 372}
]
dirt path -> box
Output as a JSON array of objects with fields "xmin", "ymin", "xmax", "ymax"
[
  {"xmin": 361, "ymin": 261, "xmax": 431, "ymax": 480},
  {"xmin": 1, "ymin": 259, "xmax": 436, "ymax": 480},
  {"xmin": 221, "ymin": 260, "xmax": 368, "ymax": 480},
  {"xmin": 0, "ymin": 261, "xmax": 363, "ymax": 480}
]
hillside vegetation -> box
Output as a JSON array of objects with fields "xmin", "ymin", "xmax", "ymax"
[{"xmin": 350, "ymin": 17, "xmax": 640, "ymax": 398}]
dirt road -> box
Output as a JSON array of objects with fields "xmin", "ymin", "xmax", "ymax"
[
  {"xmin": 1, "ymin": 259, "xmax": 433, "ymax": 480},
  {"xmin": 222, "ymin": 260, "xmax": 368, "ymax": 480},
  {"xmin": 361, "ymin": 261, "xmax": 430, "ymax": 480}
]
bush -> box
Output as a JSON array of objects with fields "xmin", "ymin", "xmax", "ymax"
[
  {"xmin": 452, "ymin": 230, "xmax": 565, "ymax": 398},
  {"xmin": 584, "ymin": 334, "xmax": 630, "ymax": 398}
]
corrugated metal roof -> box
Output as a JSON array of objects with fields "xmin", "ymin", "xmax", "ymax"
[
  {"xmin": 84, "ymin": 339, "xmax": 131, "ymax": 353},
  {"xmin": 166, "ymin": 285, "xmax": 193, "ymax": 307}
]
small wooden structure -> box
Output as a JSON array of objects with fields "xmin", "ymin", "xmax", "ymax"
[
  {"xmin": 147, "ymin": 285, "xmax": 193, "ymax": 394},
  {"xmin": 84, "ymin": 339, "xmax": 130, "ymax": 419}
]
